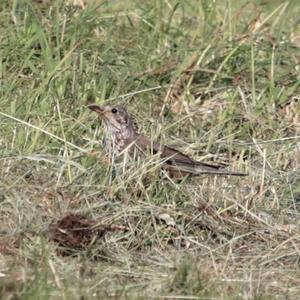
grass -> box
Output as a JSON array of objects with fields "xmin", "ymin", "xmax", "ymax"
[{"xmin": 0, "ymin": 0, "xmax": 300, "ymax": 298}]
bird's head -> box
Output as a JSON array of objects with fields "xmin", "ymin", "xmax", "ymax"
[{"xmin": 88, "ymin": 104, "xmax": 133, "ymax": 132}]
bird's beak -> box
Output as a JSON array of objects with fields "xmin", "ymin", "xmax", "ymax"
[{"xmin": 87, "ymin": 104, "xmax": 104, "ymax": 114}]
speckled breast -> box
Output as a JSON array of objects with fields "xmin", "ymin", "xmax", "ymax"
[{"xmin": 102, "ymin": 126, "xmax": 129, "ymax": 156}]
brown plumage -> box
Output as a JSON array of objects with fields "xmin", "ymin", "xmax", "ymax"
[{"xmin": 88, "ymin": 104, "xmax": 247, "ymax": 177}]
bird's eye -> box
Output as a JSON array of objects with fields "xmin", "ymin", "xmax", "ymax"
[{"xmin": 111, "ymin": 108, "xmax": 118, "ymax": 114}]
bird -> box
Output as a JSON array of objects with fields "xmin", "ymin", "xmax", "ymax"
[{"xmin": 88, "ymin": 104, "xmax": 247, "ymax": 178}]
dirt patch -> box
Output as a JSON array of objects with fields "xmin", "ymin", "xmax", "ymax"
[{"xmin": 49, "ymin": 213, "xmax": 126, "ymax": 254}]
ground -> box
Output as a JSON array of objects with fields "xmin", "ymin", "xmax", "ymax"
[{"xmin": 0, "ymin": 0, "xmax": 300, "ymax": 299}]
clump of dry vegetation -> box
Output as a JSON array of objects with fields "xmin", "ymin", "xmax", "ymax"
[
  {"xmin": 0, "ymin": 0, "xmax": 300, "ymax": 299},
  {"xmin": 49, "ymin": 213, "xmax": 126, "ymax": 255}
]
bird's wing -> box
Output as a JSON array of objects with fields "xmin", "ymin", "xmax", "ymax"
[
  {"xmin": 135, "ymin": 135, "xmax": 195, "ymax": 164},
  {"xmin": 162, "ymin": 145, "xmax": 224, "ymax": 169},
  {"xmin": 135, "ymin": 135, "xmax": 246, "ymax": 176}
]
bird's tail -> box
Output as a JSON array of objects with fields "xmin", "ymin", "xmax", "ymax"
[{"xmin": 170, "ymin": 161, "xmax": 247, "ymax": 176}]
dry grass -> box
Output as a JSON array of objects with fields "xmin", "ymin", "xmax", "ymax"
[{"xmin": 0, "ymin": 0, "xmax": 300, "ymax": 299}]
